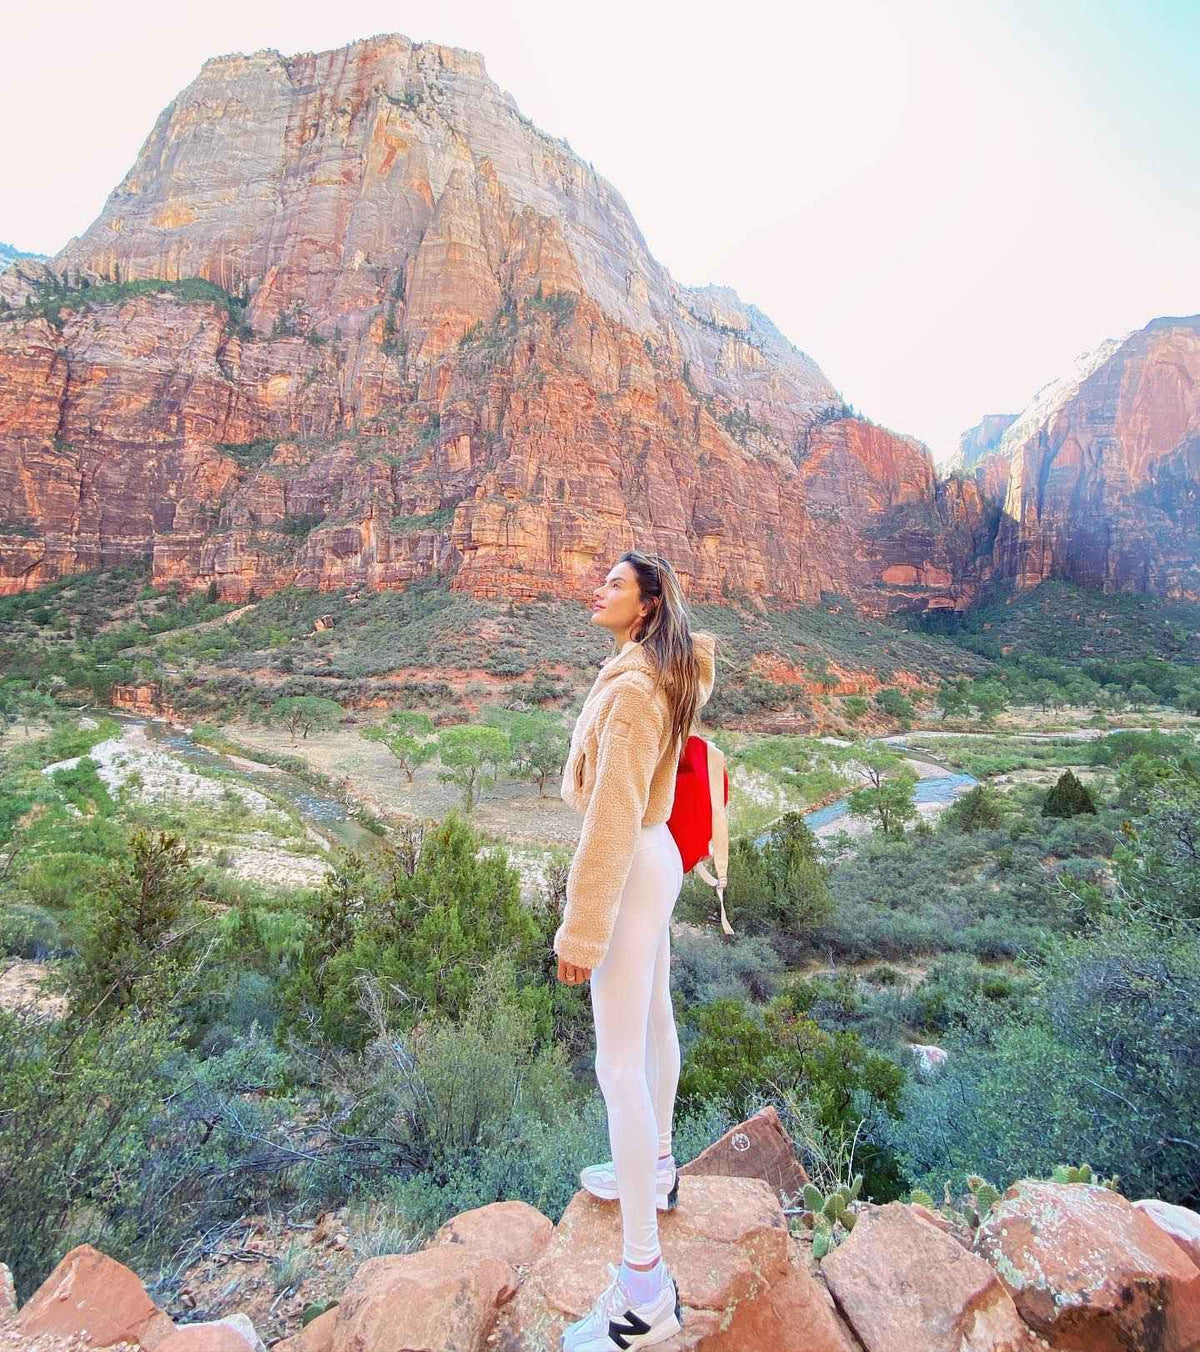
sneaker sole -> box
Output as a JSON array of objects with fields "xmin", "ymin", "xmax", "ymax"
[
  {"xmin": 581, "ymin": 1170, "xmax": 679, "ymax": 1210},
  {"xmin": 633, "ymin": 1280, "xmax": 685, "ymax": 1346}
]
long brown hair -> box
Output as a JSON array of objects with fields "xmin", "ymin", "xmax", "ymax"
[{"xmin": 615, "ymin": 550, "xmax": 721, "ymax": 762}]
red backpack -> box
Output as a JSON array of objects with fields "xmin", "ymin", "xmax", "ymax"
[{"xmin": 667, "ymin": 735, "xmax": 734, "ymax": 934}]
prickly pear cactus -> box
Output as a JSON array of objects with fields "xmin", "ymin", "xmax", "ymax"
[
  {"xmin": 1051, "ymin": 1161, "xmax": 1121, "ymax": 1191},
  {"xmin": 797, "ymin": 1174, "xmax": 863, "ymax": 1257}
]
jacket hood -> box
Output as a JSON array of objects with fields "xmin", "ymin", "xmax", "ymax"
[{"xmin": 596, "ymin": 629, "xmax": 718, "ymax": 710}]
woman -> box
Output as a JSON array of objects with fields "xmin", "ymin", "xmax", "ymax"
[{"xmin": 554, "ymin": 549, "xmax": 719, "ymax": 1351}]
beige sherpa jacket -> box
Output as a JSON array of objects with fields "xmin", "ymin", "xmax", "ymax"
[{"xmin": 553, "ymin": 630, "xmax": 718, "ymax": 970}]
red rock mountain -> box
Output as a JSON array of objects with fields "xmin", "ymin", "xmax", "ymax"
[
  {"xmin": 986, "ymin": 316, "xmax": 1200, "ymax": 597},
  {"xmin": 0, "ymin": 34, "xmax": 1194, "ymax": 610}
]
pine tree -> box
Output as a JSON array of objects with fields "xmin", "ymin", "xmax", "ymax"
[{"xmin": 1042, "ymin": 768, "xmax": 1097, "ymax": 818}]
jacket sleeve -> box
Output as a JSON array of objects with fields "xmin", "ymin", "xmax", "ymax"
[{"xmin": 553, "ymin": 681, "xmax": 666, "ymax": 970}]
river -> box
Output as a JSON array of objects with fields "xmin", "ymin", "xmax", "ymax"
[{"xmin": 103, "ymin": 711, "xmax": 383, "ymax": 854}]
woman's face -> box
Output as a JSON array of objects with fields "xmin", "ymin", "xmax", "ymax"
[{"xmin": 590, "ymin": 561, "xmax": 649, "ymax": 638}]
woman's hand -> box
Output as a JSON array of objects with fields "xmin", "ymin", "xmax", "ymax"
[{"xmin": 557, "ymin": 956, "xmax": 592, "ymax": 985}]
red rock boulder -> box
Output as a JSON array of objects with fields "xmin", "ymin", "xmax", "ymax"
[
  {"xmin": 975, "ymin": 1180, "xmax": 1200, "ymax": 1351},
  {"xmin": 429, "ymin": 1198, "xmax": 554, "ymax": 1270},
  {"xmin": 678, "ymin": 1104, "xmax": 810, "ymax": 1204},
  {"xmin": 1136, "ymin": 1199, "xmax": 1200, "ymax": 1272},
  {"xmin": 495, "ymin": 1173, "xmax": 858, "ymax": 1351},
  {"xmin": 822, "ymin": 1201, "xmax": 1034, "ymax": 1351},
  {"xmin": 156, "ymin": 1320, "xmax": 257, "ymax": 1352},
  {"xmin": 271, "ymin": 1307, "xmax": 336, "ymax": 1352},
  {"xmin": 16, "ymin": 1243, "xmax": 176, "ymax": 1348},
  {"xmin": 318, "ymin": 1245, "xmax": 515, "ymax": 1352}
]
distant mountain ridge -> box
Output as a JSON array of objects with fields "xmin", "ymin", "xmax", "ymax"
[{"xmin": 0, "ymin": 242, "xmax": 49, "ymax": 273}]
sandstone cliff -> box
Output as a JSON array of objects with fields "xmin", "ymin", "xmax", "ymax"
[
  {"xmin": 952, "ymin": 413, "xmax": 1017, "ymax": 506},
  {"xmin": 0, "ymin": 33, "xmax": 992, "ymax": 614},
  {"xmin": 2, "ymin": 35, "xmax": 1195, "ymax": 612},
  {"xmin": 988, "ymin": 315, "xmax": 1200, "ymax": 597}
]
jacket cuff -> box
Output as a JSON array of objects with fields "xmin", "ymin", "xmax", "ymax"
[{"xmin": 553, "ymin": 925, "xmax": 608, "ymax": 970}]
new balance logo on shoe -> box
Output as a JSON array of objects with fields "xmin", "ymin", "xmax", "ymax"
[{"xmin": 607, "ymin": 1307, "xmax": 652, "ymax": 1349}]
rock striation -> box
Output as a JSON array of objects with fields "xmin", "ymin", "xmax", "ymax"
[
  {"xmin": 986, "ymin": 316, "xmax": 1200, "ymax": 598},
  {"xmin": 0, "ymin": 34, "xmax": 993, "ymax": 615},
  {"xmin": 0, "ymin": 35, "xmax": 1196, "ymax": 612}
]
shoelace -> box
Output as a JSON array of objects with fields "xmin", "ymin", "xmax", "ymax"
[{"xmin": 579, "ymin": 1261, "xmax": 642, "ymax": 1335}]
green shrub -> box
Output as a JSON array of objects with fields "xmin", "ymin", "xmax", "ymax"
[
  {"xmin": 0, "ymin": 903, "xmax": 67, "ymax": 959},
  {"xmin": 678, "ymin": 994, "xmax": 905, "ymax": 1198},
  {"xmin": 941, "ymin": 784, "xmax": 1005, "ymax": 833},
  {"xmin": 886, "ymin": 919, "xmax": 1200, "ymax": 1205},
  {"xmin": 1042, "ymin": 769, "xmax": 1097, "ymax": 819},
  {"xmin": 67, "ymin": 829, "xmax": 209, "ymax": 1021},
  {"xmin": 280, "ymin": 813, "xmax": 548, "ymax": 1048},
  {"xmin": 678, "ymin": 811, "xmax": 833, "ymax": 940},
  {"xmin": 0, "ymin": 1003, "xmax": 180, "ymax": 1295}
]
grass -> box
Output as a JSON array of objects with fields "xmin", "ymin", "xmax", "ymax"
[{"xmin": 896, "ymin": 734, "xmax": 1095, "ymax": 778}]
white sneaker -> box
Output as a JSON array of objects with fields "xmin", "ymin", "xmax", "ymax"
[
  {"xmin": 580, "ymin": 1159, "xmax": 679, "ymax": 1211},
  {"xmin": 559, "ymin": 1261, "xmax": 684, "ymax": 1350}
]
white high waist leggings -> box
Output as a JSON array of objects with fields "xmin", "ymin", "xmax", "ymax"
[{"xmin": 589, "ymin": 820, "xmax": 685, "ymax": 1264}]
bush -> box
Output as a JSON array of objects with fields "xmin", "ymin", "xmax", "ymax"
[
  {"xmin": 941, "ymin": 784, "xmax": 1005, "ymax": 833},
  {"xmin": 0, "ymin": 1003, "xmax": 181, "ymax": 1294},
  {"xmin": 280, "ymin": 813, "xmax": 549, "ymax": 1049},
  {"xmin": 886, "ymin": 919, "xmax": 1200, "ymax": 1206},
  {"xmin": 677, "ymin": 811, "xmax": 832, "ymax": 940},
  {"xmin": 678, "ymin": 994, "xmax": 906, "ymax": 1198},
  {"xmin": 67, "ymin": 829, "xmax": 209, "ymax": 1021},
  {"xmin": 1042, "ymin": 769, "xmax": 1097, "ymax": 819},
  {"xmin": 669, "ymin": 928, "xmax": 784, "ymax": 1008},
  {"xmin": 0, "ymin": 903, "xmax": 67, "ymax": 959}
]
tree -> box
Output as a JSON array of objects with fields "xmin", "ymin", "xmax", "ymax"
[
  {"xmin": 484, "ymin": 708, "xmax": 569, "ymax": 797},
  {"xmin": 435, "ymin": 724, "xmax": 511, "ymax": 810},
  {"xmin": 1173, "ymin": 676, "xmax": 1200, "ymax": 716},
  {"xmin": 942, "ymin": 783, "xmax": 1004, "ymax": 833},
  {"xmin": 1128, "ymin": 683, "xmax": 1156, "ymax": 711},
  {"xmin": 756, "ymin": 812, "xmax": 833, "ymax": 933},
  {"xmin": 1041, "ymin": 769, "xmax": 1097, "ymax": 819},
  {"xmin": 875, "ymin": 687, "xmax": 915, "ymax": 726},
  {"xmin": 361, "ymin": 710, "xmax": 437, "ymax": 783},
  {"xmin": 0, "ymin": 680, "xmax": 57, "ymax": 737},
  {"xmin": 1114, "ymin": 763, "xmax": 1200, "ymax": 921},
  {"xmin": 849, "ymin": 769, "xmax": 919, "ymax": 836},
  {"xmin": 280, "ymin": 813, "xmax": 546, "ymax": 1047},
  {"xmin": 846, "ymin": 748, "xmax": 919, "ymax": 836},
  {"xmin": 271, "ymin": 695, "xmax": 343, "ymax": 746},
  {"xmin": 68, "ymin": 829, "xmax": 206, "ymax": 1021},
  {"xmin": 937, "ymin": 680, "xmax": 970, "ymax": 721},
  {"xmin": 206, "ymin": 579, "xmax": 219, "ymax": 603},
  {"xmin": 704, "ymin": 812, "xmax": 833, "ymax": 939},
  {"xmin": 968, "ymin": 680, "xmax": 1009, "ymax": 725},
  {"xmin": 1030, "ymin": 679, "xmax": 1060, "ymax": 712}
]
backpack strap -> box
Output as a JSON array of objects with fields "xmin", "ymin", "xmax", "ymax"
[{"xmin": 692, "ymin": 740, "xmax": 734, "ymax": 935}]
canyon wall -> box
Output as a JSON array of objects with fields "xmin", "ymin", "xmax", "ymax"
[
  {"xmin": 990, "ymin": 316, "xmax": 1200, "ymax": 598},
  {"xmin": 0, "ymin": 34, "xmax": 1195, "ymax": 611},
  {"xmin": 0, "ymin": 34, "xmax": 994, "ymax": 615}
]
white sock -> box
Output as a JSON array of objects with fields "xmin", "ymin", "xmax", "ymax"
[{"xmin": 618, "ymin": 1254, "xmax": 665, "ymax": 1305}]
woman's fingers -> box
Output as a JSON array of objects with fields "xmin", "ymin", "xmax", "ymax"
[{"xmin": 556, "ymin": 956, "xmax": 591, "ymax": 984}]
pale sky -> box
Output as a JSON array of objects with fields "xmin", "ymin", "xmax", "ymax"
[{"xmin": 4, "ymin": 0, "xmax": 1197, "ymax": 464}]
